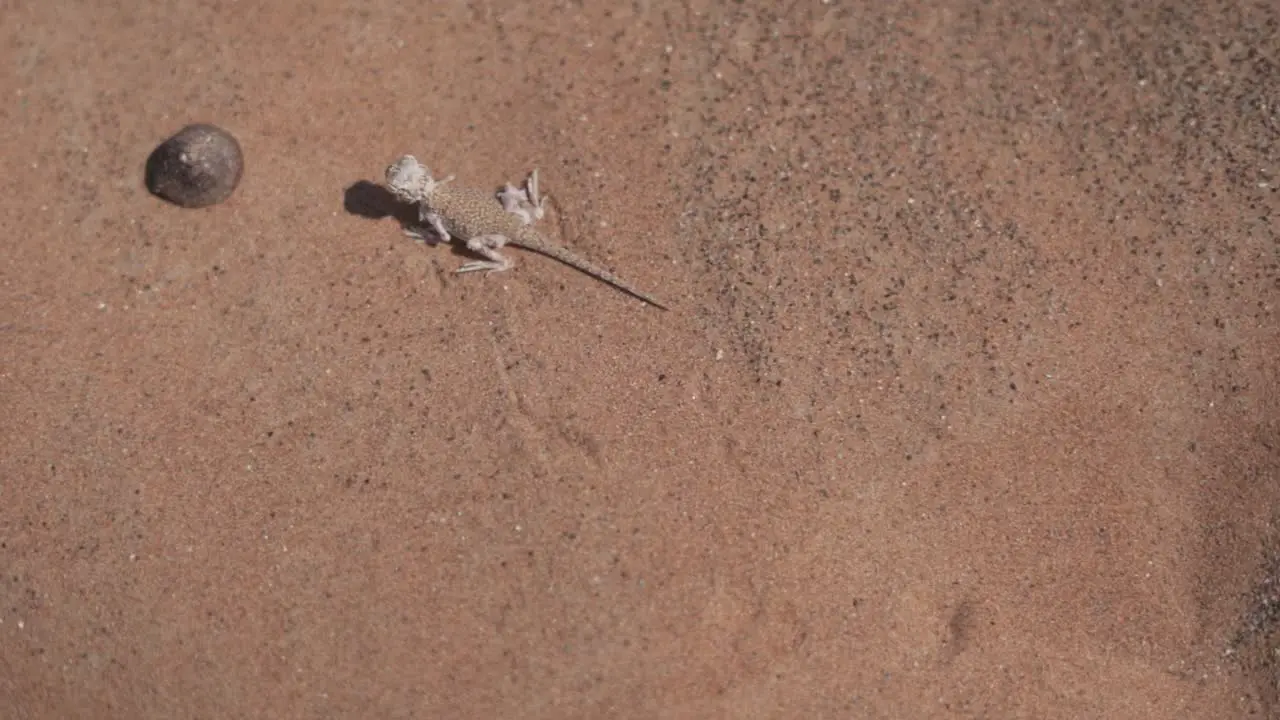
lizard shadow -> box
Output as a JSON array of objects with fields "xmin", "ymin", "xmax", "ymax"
[{"xmin": 342, "ymin": 180, "xmax": 417, "ymax": 224}]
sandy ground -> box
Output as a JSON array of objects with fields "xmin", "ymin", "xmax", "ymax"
[{"xmin": 3, "ymin": 1, "xmax": 1279, "ymax": 717}]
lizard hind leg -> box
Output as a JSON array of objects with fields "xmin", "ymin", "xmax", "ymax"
[
  {"xmin": 497, "ymin": 169, "xmax": 546, "ymax": 225},
  {"xmin": 457, "ymin": 234, "xmax": 516, "ymax": 273}
]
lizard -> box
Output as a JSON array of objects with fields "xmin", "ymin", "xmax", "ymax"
[{"xmin": 383, "ymin": 155, "xmax": 668, "ymax": 310}]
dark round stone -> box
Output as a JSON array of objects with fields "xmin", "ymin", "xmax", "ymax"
[{"xmin": 145, "ymin": 124, "xmax": 243, "ymax": 208}]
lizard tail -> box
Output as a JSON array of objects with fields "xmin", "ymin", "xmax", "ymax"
[{"xmin": 530, "ymin": 242, "xmax": 670, "ymax": 311}]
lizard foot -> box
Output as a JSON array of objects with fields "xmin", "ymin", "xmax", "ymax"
[
  {"xmin": 457, "ymin": 260, "xmax": 512, "ymax": 273},
  {"xmin": 458, "ymin": 234, "xmax": 515, "ymax": 273},
  {"xmin": 403, "ymin": 225, "xmax": 442, "ymax": 245}
]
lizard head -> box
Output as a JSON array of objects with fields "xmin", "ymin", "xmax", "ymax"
[{"xmin": 384, "ymin": 154, "xmax": 438, "ymax": 203}]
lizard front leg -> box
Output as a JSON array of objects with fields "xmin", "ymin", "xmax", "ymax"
[
  {"xmin": 402, "ymin": 224, "xmax": 439, "ymax": 245},
  {"xmin": 403, "ymin": 210, "xmax": 453, "ymax": 245},
  {"xmin": 497, "ymin": 169, "xmax": 545, "ymax": 226},
  {"xmin": 457, "ymin": 234, "xmax": 516, "ymax": 273}
]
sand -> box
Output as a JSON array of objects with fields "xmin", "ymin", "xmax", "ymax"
[{"xmin": 3, "ymin": 1, "xmax": 1278, "ymax": 717}]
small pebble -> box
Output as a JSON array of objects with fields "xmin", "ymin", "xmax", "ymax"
[{"xmin": 145, "ymin": 124, "xmax": 243, "ymax": 208}]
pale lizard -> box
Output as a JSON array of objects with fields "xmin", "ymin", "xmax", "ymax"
[{"xmin": 384, "ymin": 155, "xmax": 668, "ymax": 310}]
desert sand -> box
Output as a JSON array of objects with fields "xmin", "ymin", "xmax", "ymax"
[{"xmin": 3, "ymin": 1, "xmax": 1278, "ymax": 717}]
